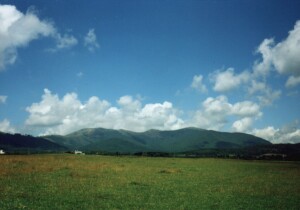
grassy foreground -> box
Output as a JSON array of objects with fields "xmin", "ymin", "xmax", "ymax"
[{"xmin": 0, "ymin": 155, "xmax": 299, "ymax": 209}]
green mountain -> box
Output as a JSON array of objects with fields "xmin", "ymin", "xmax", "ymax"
[
  {"xmin": 0, "ymin": 132, "xmax": 67, "ymax": 153},
  {"xmin": 44, "ymin": 127, "xmax": 271, "ymax": 153}
]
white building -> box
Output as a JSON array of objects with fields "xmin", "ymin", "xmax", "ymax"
[
  {"xmin": 74, "ymin": 150, "xmax": 85, "ymax": 155},
  {"xmin": 0, "ymin": 149, "xmax": 5, "ymax": 155}
]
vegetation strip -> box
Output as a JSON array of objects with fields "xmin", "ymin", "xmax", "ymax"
[{"xmin": 0, "ymin": 155, "xmax": 299, "ymax": 209}]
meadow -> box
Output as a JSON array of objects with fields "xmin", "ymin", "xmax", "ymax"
[{"xmin": 0, "ymin": 155, "xmax": 299, "ymax": 209}]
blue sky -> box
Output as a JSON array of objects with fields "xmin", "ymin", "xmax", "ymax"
[{"xmin": 0, "ymin": 0, "xmax": 300, "ymax": 143}]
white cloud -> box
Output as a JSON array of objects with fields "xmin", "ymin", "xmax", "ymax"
[
  {"xmin": 118, "ymin": 95, "xmax": 141, "ymax": 112},
  {"xmin": 26, "ymin": 89, "xmax": 88, "ymax": 127},
  {"xmin": 254, "ymin": 20, "xmax": 300, "ymax": 84},
  {"xmin": 280, "ymin": 129, "xmax": 300, "ymax": 144},
  {"xmin": 252, "ymin": 126, "xmax": 278, "ymax": 142},
  {"xmin": 138, "ymin": 101, "xmax": 184, "ymax": 130},
  {"xmin": 0, "ymin": 4, "xmax": 55, "ymax": 70},
  {"xmin": 191, "ymin": 75, "xmax": 207, "ymax": 93},
  {"xmin": 202, "ymin": 95, "xmax": 232, "ymax": 114},
  {"xmin": 19, "ymin": 88, "xmax": 300, "ymax": 144},
  {"xmin": 232, "ymin": 117, "xmax": 253, "ymax": 133},
  {"xmin": 286, "ymin": 76, "xmax": 300, "ymax": 88},
  {"xmin": 272, "ymin": 21, "xmax": 300, "ymax": 76},
  {"xmin": 53, "ymin": 33, "xmax": 78, "ymax": 50},
  {"xmin": 211, "ymin": 68, "xmax": 250, "ymax": 92},
  {"xmin": 248, "ymin": 80, "xmax": 267, "ymax": 95},
  {"xmin": 84, "ymin": 28, "xmax": 99, "ymax": 52},
  {"xmin": 253, "ymin": 38, "xmax": 274, "ymax": 77},
  {"xmin": 231, "ymin": 101, "xmax": 261, "ymax": 117},
  {"xmin": 0, "ymin": 4, "xmax": 80, "ymax": 68},
  {"xmin": 25, "ymin": 89, "xmax": 184, "ymax": 135},
  {"xmin": 0, "ymin": 95, "xmax": 7, "ymax": 103},
  {"xmin": 248, "ymin": 80, "xmax": 281, "ymax": 106},
  {"xmin": 190, "ymin": 95, "xmax": 261, "ymax": 131},
  {"xmin": 0, "ymin": 119, "xmax": 15, "ymax": 133},
  {"xmin": 257, "ymin": 88, "xmax": 281, "ymax": 107},
  {"xmin": 253, "ymin": 123, "xmax": 300, "ymax": 144},
  {"xmin": 191, "ymin": 95, "xmax": 231, "ymax": 130}
]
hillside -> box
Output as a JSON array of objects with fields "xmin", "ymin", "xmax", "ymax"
[
  {"xmin": 0, "ymin": 132, "xmax": 67, "ymax": 153},
  {"xmin": 44, "ymin": 127, "xmax": 271, "ymax": 153}
]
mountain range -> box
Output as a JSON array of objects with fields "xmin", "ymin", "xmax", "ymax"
[
  {"xmin": 1, "ymin": 127, "xmax": 271, "ymax": 154},
  {"xmin": 2, "ymin": 128, "xmax": 300, "ymax": 160},
  {"xmin": 0, "ymin": 132, "xmax": 66, "ymax": 153},
  {"xmin": 43, "ymin": 127, "xmax": 271, "ymax": 153}
]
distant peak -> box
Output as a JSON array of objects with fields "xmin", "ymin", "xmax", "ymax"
[
  {"xmin": 180, "ymin": 127, "xmax": 205, "ymax": 131},
  {"xmin": 146, "ymin": 129, "xmax": 160, "ymax": 132}
]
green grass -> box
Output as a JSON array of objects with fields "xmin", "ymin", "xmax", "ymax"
[{"xmin": 0, "ymin": 155, "xmax": 299, "ymax": 209}]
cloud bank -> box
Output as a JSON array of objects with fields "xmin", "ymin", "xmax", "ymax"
[
  {"xmin": 14, "ymin": 86, "xmax": 298, "ymax": 144},
  {"xmin": 24, "ymin": 89, "xmax": 265, "ymax": 136},
  {"xmin": 190, "ymin": 95, "xmax": 262, "ymax": 132},
  {"xmin": 25, "ymin": 89, "xmax": 184, "ymax": 135},
  {"xmin": 253, "ymin": 122, "xmax": 300, "ymax": 144}
]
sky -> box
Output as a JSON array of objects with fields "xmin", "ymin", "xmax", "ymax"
[{"xmin": 0, "ymin": 0, "xmax": 300, "ymax": 143}]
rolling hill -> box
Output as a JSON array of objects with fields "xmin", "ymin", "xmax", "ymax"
[
  {"xmin": 0, "ymin": 132, "xmax": 67, "ymax": 153},
  {"xmin": 44, "ymin": 127, "xmax": 271, "ymax": 153}
]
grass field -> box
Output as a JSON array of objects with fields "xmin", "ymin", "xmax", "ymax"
[{"xmin": 0, "ymin": 155, "xmax": 299, "ymax": 209}]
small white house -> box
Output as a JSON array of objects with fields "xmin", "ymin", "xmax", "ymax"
[
  {"xmin": 0, "ymin": 149, "xmax": 5, "ymax": 155},
  {"xmin": 74, "ymin": 150, "xmax": 85, "ymax": 155}
]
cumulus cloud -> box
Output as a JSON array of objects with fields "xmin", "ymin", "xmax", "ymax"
[
  {"xmin": 232, "ymin": 117, "xmax": 253, "ymax": 132},
  {"xmin": 0, "ymin": 95, "xmax": 7, "ymax": 103},
  {"xmin": 253, "ymin": 122, "xmax": 300, "ymax": 144},
  {"xmin": 272, "ymin": 21, "xmax": 300, "ymax": 76},
  {"xmin": 248, "ymin": 80, "xmax": 281, "ymax": 106},
  {"xmin": 191, "ymin": 95, "xmax": 231, "ymax": 130},
  {"xmin": 231, "ymin": 101, "xmax": 262, "ymax": 117},
  {"xmin": 211, "ymin": 68, "xmax": 250, "ymax": 92},
  {"xmin": 248, "ymin": 80, "xmax": 267, "ymax": 95},
  {"xmin": 0, "ymin": 4, "xmax": 80, "ymax": 68},
  {"xmin": 25, "ymin": 89, "xmax": 184, "ymax": 135},
  {"xmin": 286, "ymin": 76, "xmax": 300, "ymax": 88},
  {"xmin": 25, "ymin": 89, "xmax": 84, "ymax": 127},
  {"xmin": 254, "ymin": 20, "xmax": 300, "ymax": 86},
  {"xmin": 257, "ymin": 88, "xmax": 281, "ymax": 107},
  {"xmin": 118, "ymin": 95, "xmax": 141, "ymax": 112},
  {"xmin": 0, "ymin": 119, "xmax": 15, "ymax": 133},
  {"xmin": 208, "ymin": 22, "xmax": 300, "ymax": 105},
  {"xmin": 20, "ymin": 88, "xmax": 297, "ymax": 144},
  {"xmin": 84, "ymin": 28, "xmax": 99, "ymax": 52},
  {"xmin": 252, "ymin": 126, "xmax": 278, "ymax": 142},
  {"xmin": 253, "ymin": 38, "xmax": 274, "ymax": 77},
  {"xmin": 190, "ymin": 95, "xmax": 261, "ymax": 131},
  {"xmin": 50, "ymin": 33, "xmax": 78, "ymax": 51},
  {"xmin": 0, "ymin": 4, "xmax": 55, "ymax": 70},
  {"xmin": 191, "ymin": 75, "xmax": 207, "ymax": 93},
  {"xmin": 202, "ymin": 95, "xmax": 232, "ymax": 115},
  {"xmin": 280, "ymin": 129, "xmax": 300, "ymax": 143}
]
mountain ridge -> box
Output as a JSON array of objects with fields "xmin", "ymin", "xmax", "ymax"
[
  {"xmin": 0, "ymin": 132, "xmax": 67, "ymax": 153},
  {"xmin": 44, "ymin": 127, "xmax": 271, "ymax": 153},
  {"xmin": 2, "ymin": 128, "xmax": 300, "ymax": 160}
]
